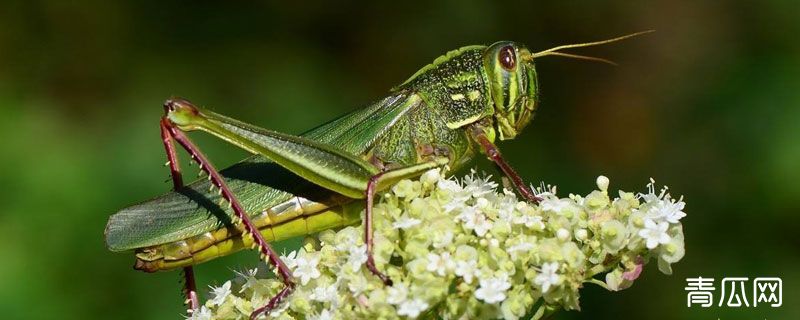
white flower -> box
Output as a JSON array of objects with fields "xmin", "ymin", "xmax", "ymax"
[
  {"xmin": 443, "ymin": 193, "xmax": 470, "ymax": 213},
  {"xmin": 534, "ymin": 262, "xmax": 562, "ymax": 293},
  {"xmin": 268, "ymin": 299, "xmax": 290, "ymax": 318},
  {"xmin": 386, "ymin": 282, "xmax": 409, "ymax": 305},
  {"xmin": 639, "ymin": 219, "xmax": 671, "ymax": 249},
  {"xmin": 454, "ymin": 259, "xmax": 479, "ymax": 284},
  {"xmin": 556, "ymin": 228, "xmax": 570, "ymax": 241},
  {"xmin": 347, "ymin": 245, "xmax": 368, "ymax": 272},
  {"xmin": 295, "ymin": 254, "xmax": 321, "ymax": 285},
  {"xmin": 208, "ymin": 280, "xmax": 231, "ymax": 306},
  {"xmin": 432, "ymin": 231, "xmax": 454, "ymax": 249},
  {"xmin": 426, "ymin": 252, "xmax": 455, "ymax": 276},
  {"xmin": 437, "ymin": 178, "xmax": 463, "ymax": 193},
  {"xmin": 347, "ymin": 274, "xmax": 369, "ymax": 295},
  {"xmin": 540, "ymin": 197, "xmax": 571, "ymax": 214},
  {"xmin": 234, "ymin": 268, "xmax": 258, "ymax": 293},
  {"xmin": 575, "ymin": 228, "xmax": 588, "ymax": 241},
  {"xmin": 392, "ymin": 179, "xmax": 420, "ymax": 198},
  {"xmin": 649, "ymin": 198, "xmax": 687, "ymax": 224},
  {"xmin": 497, "ymin": 192, "xmax": 517, "ymax": 220},
  {"xmin": 462, "ymin": 171, "xmax": 499, "ymax": 198},
  {"xmin": 310, "ymin": 309, "xmax": 334, "ymax": 320},
  {"xmin": 442, "ymin": 197, "xmax": 467, "ymax": 213},
  {"xmin": 281, "ymin": 250, "xmax": 298, "ymax": 270},
  {"xmin": 421, "ymin": 168, "xmax": 441, "ymax": 185},
  {"xmin": 393, "ymin": 214, "xmax": 422, "ymax": 229},
  {"xmin": 475, "ymin": 274, "xmax": 512, "ymax": 304},
  {"xmin": 333, "ymin": 229, "xmax": 360, "ymax": 252},
  {"xmin": 458, "ymin": 206, "xmax": 492, "ymax": 236},
  {"xmin": 506, "ymin": 242, "xmax": 535, "ymax": 260},
  {"xmin": 397, "ymin": 298, "xmax": 429, "ymax": 318},
  {"xmin": 311, "ymin": 284, "xmax": 339, "ymax": 305},
  {"xmin": 514, "ymin": 212, "xmax": 545, "ymax": 229},
  {"xmin": 189, "ymin": 306, "xmax": 212, "ymax": 320}
]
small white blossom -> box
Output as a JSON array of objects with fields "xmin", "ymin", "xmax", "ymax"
[
  {"xmin": 437, "ymin": 178, "xmax": 463, "ymax": 193},
  {"xmin": 347, "ymin": 273, "xmax": 368, "ymax": 295},
  {"xmin": 649, "ymin": 198, "xmax": 687, "ymax": 224},
  {"xmin": 333, "ymin": 229, "xmax": 360, "ymax": 253},
  {"xmin": 454, "ymin": 259, "xmax": 479, "ymax": 284},
  {"xmin": 540, "ymin": 197, "xmax": 571, "ymax": 214},
  {"xmin": 458, "ymin": 206, "xmax": 493, "ymax": 236},
  {"xmin": 234, "ymin": 268, "xmax": 258, "ymax": 293},
  {"xmin": 556, "ymin": 228, "xmax": 570, "ymax": 241},
  {"xmin": 432, "ymin": 231, "xmax": 454, "ymax": 249},
  {"xmin": 497, "ymin": 192, "xmax": 517, "ymax": 220},
  {"xmin": 268, "ymin": 300, "xmax": 290, "ymax": 318},
  {"xmin": 392, "ymin": 214, "xmax": 422, "ymax": 229},
  {"xmin": 506, "ymin": 242, "xmax": 535, "ymax": 260},
  {"xmin": 208, "ymin": 280, "xmax": 231, "ymax": 306},
  {"xmin": 420, "ymin": 168, "xmax": 441, "ymax": 185},
  {"xmin": 397, "ymin": 299, "xmax": 429, "ymax": 318},
  {"xmin": 310, "ymin": 309, "xmax": 334, "ymax": 320},
  {"xmin": 426, "ymin": 251, "xmax": 455, "ymax": 276},
  {"xmin": 463, "ymin": 170, "xmax": 498, "ymax": 198},
  {"xmin": 639, "ymin": 219, "xmax": 671, "ymax": 249},
  {"xmin": 281, "ymin": 250, "xmax": 298, "ymax": 270},
  {"xmin": 386, "ymin": 282, "xmax": 409, "ymax": 305},
  {"xmin": 295, "ymin": 254, "xmax": 321, "ymax": 285},
  {"xmin": 475, "ymin": 274, "xmax": 512, "ymax": 304},
  {"xmin": 514, "ymin": 212, "xmax": 545, "ymax": 229},
  {"xmin": 311, "ymin": 284, "xmax": 339, "ymax": 305},
  {"xmin": 575, "ymin": 228, "xmax": 588, "ymax": 241},
  {"xmin": 347, "ymin": 245, "xmax": 368, "ymax": 272},
  {"xmin": 443, "ymin": 194, "xmax": 469, "ymax": 213},
  {"xmin": 535, "ymin": 262, "xmax": 562, "ymax": 293},
  {"xmin": 189, "ymin": 306, "xmax": 212, "ymax": 320}
]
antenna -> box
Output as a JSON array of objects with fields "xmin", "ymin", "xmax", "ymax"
[{"xmin": 526, "ymin": 30, "xmax": 654, "ymax": 64}]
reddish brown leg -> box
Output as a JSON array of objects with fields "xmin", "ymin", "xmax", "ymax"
[
  {"xmin": 160, "ymin": 120, "xmax": 199, "ymax": 312},
  {"xmin": 364, "ymin": 172, "xmax": 393, "ymax": 286},
  {"xmin": 160, "ymin": 107, "xmax": 295, "ymax": 320},
  {"xmin": 182, "ymin": 267, "xmax": 199, "ymax": 310},
  {"xmin": 471, "ymin": 126, "xmax": 541, "ymax": 204}
]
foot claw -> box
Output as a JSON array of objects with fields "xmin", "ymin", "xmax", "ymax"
[{"xmin": 366, "ymin": 258, "xmax": 393, "ymax": 286}]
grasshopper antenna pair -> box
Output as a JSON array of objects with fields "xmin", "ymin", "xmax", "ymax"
[
  {"xmin": 524, "ymin": 30, "xmax": 654, "ymax": 65},
  {"xmin": 151, "ymin": 30, "xmax": 652, "ymax": 319}
]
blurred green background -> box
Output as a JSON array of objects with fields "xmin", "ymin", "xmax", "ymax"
[{"xmin": 1, "ymin": 1, "xmax": 798, "ymax": 319}]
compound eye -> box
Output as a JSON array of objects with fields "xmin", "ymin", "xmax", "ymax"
[{"xmin": 498, "ymin": 45, "xmax": 516, "ymax": 70}]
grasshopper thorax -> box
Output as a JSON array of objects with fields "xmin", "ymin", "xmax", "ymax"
[{"xmin": 483, "ymin": 41, "xmax": 538, "ymax": 140}]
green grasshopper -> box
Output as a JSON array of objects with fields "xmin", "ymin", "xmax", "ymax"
[{"xmin": 105, "ymin": 31, "xmax": 649, "ymax": 319}]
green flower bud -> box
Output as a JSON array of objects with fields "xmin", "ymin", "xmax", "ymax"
[{"xmin": 600, "ymin": 220, "xmax": 628, "ymax": 254}]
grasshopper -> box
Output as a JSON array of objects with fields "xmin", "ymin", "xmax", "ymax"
[{"xmin": 105, "ymin": 31, "xmax": 650, "ymax": 319}]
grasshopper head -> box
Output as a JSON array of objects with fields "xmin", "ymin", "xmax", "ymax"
[
  {"xmin": 483, "ymin": 41, "xmax": 538, "ymax": 140},
  {"xmin": 483, "ymin": 31, "xmax": 653, "ymax": 140}
]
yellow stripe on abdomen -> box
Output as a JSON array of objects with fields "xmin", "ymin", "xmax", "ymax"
[{"xmin": 134, "ymin": 195, "xmax": 362, "ymax": 272}]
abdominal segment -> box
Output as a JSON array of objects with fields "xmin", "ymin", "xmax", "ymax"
[{"xmin": 134, "ymin": 195, "xmax": 361, "ymax": 272}]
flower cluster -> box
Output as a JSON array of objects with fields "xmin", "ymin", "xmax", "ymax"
[{"xmin": 193, "ymin": 170, "xmax": 686, "ymax": 319}]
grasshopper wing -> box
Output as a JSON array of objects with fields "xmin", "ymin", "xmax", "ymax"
[{"xmin": 105, "ymin": 92, "xmax": 422, "ymax": 251}]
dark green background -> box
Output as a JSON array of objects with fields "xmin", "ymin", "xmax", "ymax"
[{"xmin": 0, "ymin": 1, "xmax": 797, "ymax": 319}]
